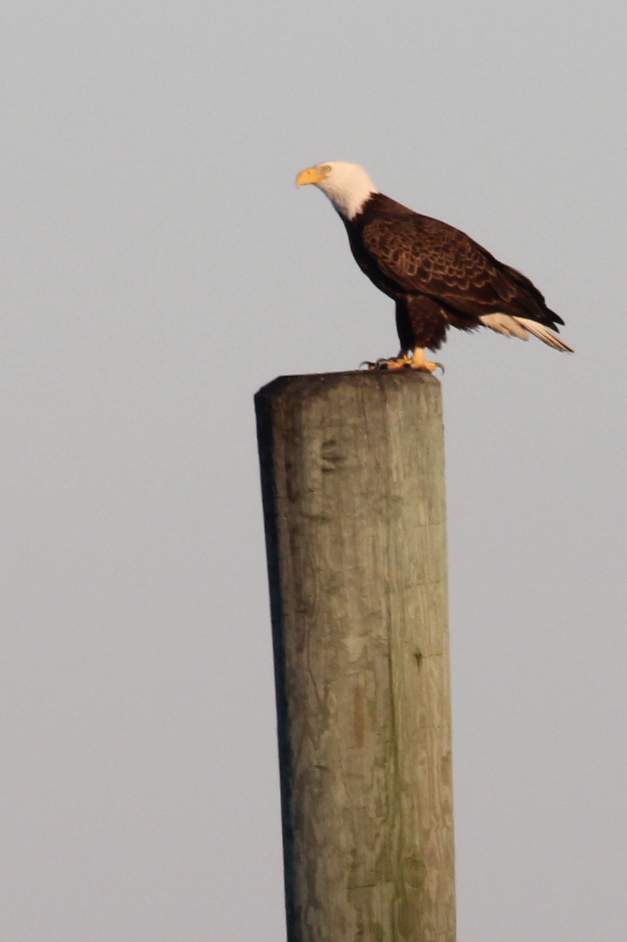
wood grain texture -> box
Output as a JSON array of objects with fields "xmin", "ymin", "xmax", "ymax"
[{"xmin": 255, "ymin": 371, "xmax": 455, "ymax": 942}]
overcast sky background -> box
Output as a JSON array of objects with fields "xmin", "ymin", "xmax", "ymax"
[{"xmin": 1, "ymin": 2, "xmax": 626, "ymax": 940}]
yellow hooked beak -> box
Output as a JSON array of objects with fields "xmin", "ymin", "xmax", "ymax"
[{"xmin": 295, "ymin": 165, "xmax": 328, "ymax": 187}]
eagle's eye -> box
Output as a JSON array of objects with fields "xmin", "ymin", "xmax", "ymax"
[{"xmin": 320, "ymin": 164, "xmax": 332, "ymax": 177}]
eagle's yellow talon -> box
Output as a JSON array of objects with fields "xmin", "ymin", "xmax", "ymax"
[
  {"xmin": 362, "ymin": 351, "xmax": 444, "ymax": 373},
  {"xmin": 370, "ymin": 354, "xmax": 412, "ymax": 371}
]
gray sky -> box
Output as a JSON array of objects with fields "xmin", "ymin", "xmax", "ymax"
[{"xmin": 1, "ymin": 1, "xmax": 626, "ymax": 939}]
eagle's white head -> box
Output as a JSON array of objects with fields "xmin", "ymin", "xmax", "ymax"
[{"xmin": 296, "ymin": 161, "xmax": 378, "ymax": 220}]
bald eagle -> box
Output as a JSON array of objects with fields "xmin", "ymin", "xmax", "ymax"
[{"xmin": 296, "ymin": 161, "xmax": 573, "ymax": 372}]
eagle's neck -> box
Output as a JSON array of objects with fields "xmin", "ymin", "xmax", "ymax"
[{"xmin": 321, "ymin": 172, "xmax": 378, "ymax": 221}]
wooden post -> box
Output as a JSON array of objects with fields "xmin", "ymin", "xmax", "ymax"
[{"xmin": 255, "ymin": 371, "xmax": 455, "ymax": 942}]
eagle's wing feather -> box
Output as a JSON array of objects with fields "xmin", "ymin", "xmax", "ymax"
[{"xmin": 361, "ymin": 212, "xmax": 550, "ymax": 321}]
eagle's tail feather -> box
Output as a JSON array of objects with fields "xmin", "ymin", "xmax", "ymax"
[
  {"xmin": 513, "ymin": 317, "xmax": 575, "ymax": 353},
  {"xmin": 479, "ymin": 313, "xmax": 574, "ymax": 352},
  {"xmin": 479, "ymin": 313, "xmax": 528, "ymax": 340}
]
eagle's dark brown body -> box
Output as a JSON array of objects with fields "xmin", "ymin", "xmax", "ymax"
[{"xmin": 344, "ymin": 193, "xmax": 565, "ymax": 352}]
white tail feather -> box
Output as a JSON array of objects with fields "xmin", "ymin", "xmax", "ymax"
[
  {"xmin": 513, "ymin": 317, "xmax": 575, "ymax": 353},
  {"xmin": 479, "ymin": 313, "xmax": 529, "ymax": 340},
  {"xmin": 479, "ymin": 312, "xmax": 574, "ymax": 352}
]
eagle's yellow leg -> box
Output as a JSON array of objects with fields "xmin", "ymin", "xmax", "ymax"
[{"xmin": 410, "ymin": 347, "xmax": 442, "ymax": 373}]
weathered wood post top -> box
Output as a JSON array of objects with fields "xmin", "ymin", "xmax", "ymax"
[{"xmin": 255, "ymin": 370, "xmax": 455, "ymax": 942}]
